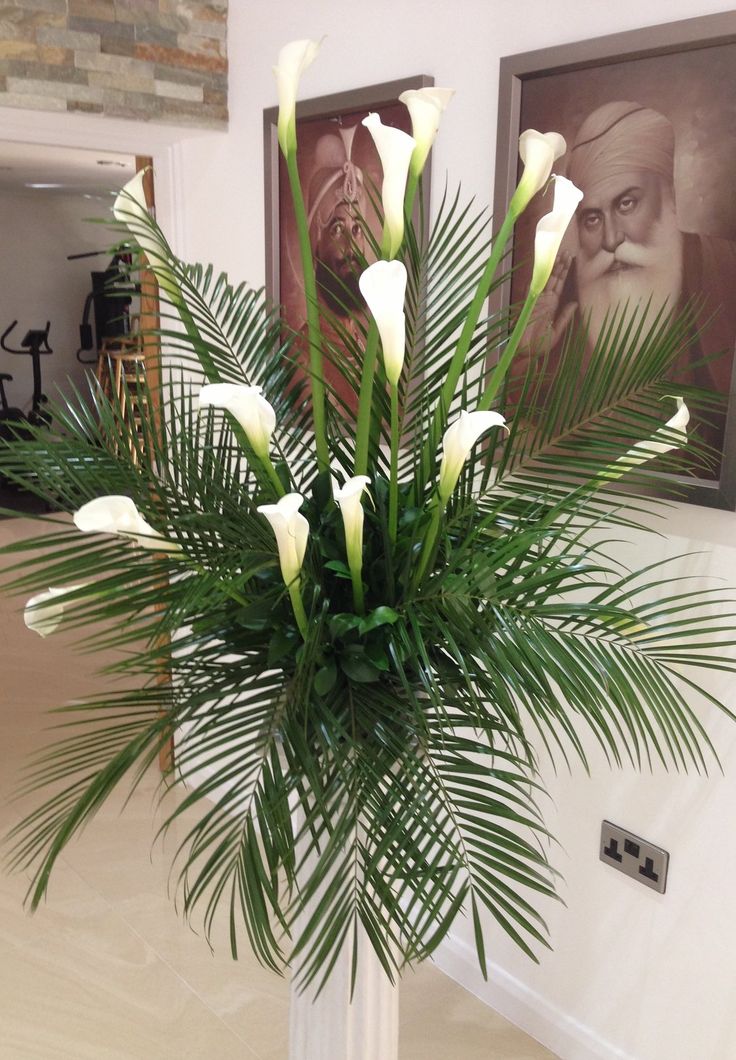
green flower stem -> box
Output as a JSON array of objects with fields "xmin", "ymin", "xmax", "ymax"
[
  {"xmin": 262, "ymin": 454, "xmax": 286, "ymax": 497},
  {"xmin": 389, "ymin": 383, "xmax": 400, "ymax": 544},
  {"xmin": 412, "ymin": 500, "xmax": 443, "ymax": 590},
  {"xmin": 349, "ymin": 560, "xmax": 365, "ymax": 615},
  {"xmin": 285, "ymin": 149, "xmax": 330, "ymax": 476},
  {"xmin": 416, "ymin": 208, "xmax": 516, "ymax": 490},
  {"xmin": 354, "ymin": 321, "xmax": 380, "ymax": 477},
  {"xmin": 288, "ymin": 578, "xmax": 309, "ymax": 640},
  {"xmin": 476, "ymin": 289, "xmax": 538, "ymax": 411},
  {"xmin": 404, "ymin": 169, "xmax": 420, "ymax": 224}
]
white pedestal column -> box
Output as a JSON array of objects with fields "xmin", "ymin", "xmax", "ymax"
[{"xmin": 288, "ymin": 929, "xmax": 399, "ymax": 1060}]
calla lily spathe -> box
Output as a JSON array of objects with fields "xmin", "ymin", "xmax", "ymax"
[
  {"xmin": 257, "ymin": 492, "xmax": 309, "ymax": 587},
  {"xmin": 273, "ymin": 38, "xmax": 321, "ymax": 156},
  {"xmin": 358, "ymin": 261, "xmax": 407, "ymax": 386},
  {"xmin": 398, "ymin": 87, "xmax": 454, "ymax": 178},
  {"xmin": 73, "ymin": 496, "xmax": 180, "ymax": 553},
  {"xmin": 530, "ymin": 175, "xmax": 584, "ymax": 296},
  {"xmin": 199, "ymin": 383, "xmax": 276, "ymax": 460},
  {"xmin": 334, "ymin": 475, "xmax": 370, "ymax": 567},
  {"xmin": 361, "ymin": 113, "xmax": 416, "ymax": 259},
  {"xmin": 24, "ymin": 586, "xmax": 83, "ymax": 638},
  {"xmin": 113, "ymin": 171, "xmax": 177, "ymax": 297},
  {"xmin": 438, "ymin": 410, "xmax": 506, "ymax": 502},
  {"xmin": 509, "ymin": 129, "xmax": 567, "ymax": 218},
  {"xmin": 608, "ymin": 398, "xmax": 689, "ymax": 478}
]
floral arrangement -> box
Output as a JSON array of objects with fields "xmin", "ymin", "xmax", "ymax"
[{"xmin": 2, "ymin": 38, "xmax": 734, "ymax": 992}]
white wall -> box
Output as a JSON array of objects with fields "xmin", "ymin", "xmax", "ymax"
[
  {"xmin": 184, "ymin": 4, "xmax": 735, "ymax": 1060},
  {"xmin": 0, "ymin": 190, "xmax": 117, "ymax": 412}
]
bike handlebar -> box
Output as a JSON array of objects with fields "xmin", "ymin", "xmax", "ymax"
[{"xmin": 1, "ymin": 320, "xmax": 53, "ymax": 354}]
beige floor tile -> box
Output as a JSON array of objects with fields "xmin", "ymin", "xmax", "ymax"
[{"xmin": 1, "ymin": 517, "xmax": 556, "ymax": 1059}]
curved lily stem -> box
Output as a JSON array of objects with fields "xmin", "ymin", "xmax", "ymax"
[
  {"xmin": 415, "ymin": 207, "xmax": 517, "ymax": 493},
  {"xmin": 411, "ymin": 500, "xmax": 443, "ymax": 591},
  {"xmin": 349, "ymin": 562, "xmax": 365, "ymax": 615},
  {"xmin": 284, "ymin": 149, "xmax": 330, "ymax": 476},
  {"xmin": 354, "ymin": 322, "xmax": 380, "ymax": 477},
  {"xmin": 262, "ymin": 454, "xmax": 286, "ymax": 498},
  {"xmin": 476, "ymin": 290, "xmax": 537, "ymax": 411},
  {"xmin": 389, "ymin": 383, "xmax": 400, "ymax": 544},
  {"xmin": 288, "ymin": 579, "xmax": 309, "ymax": 640}
]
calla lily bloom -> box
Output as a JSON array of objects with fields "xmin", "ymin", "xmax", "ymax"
[
  {"xmin": 74, "ymin": 496, "xmax": 180, "ymax": 553},
  {"xmin": 113, "ymin": 170, "xmax": 177, "ymax": 297},
  {"xmin": 273, "ymin": 38, "xmax": 321, "ymax": 156},
  {"xmin": 606, "ymin": 398, "xmax": 689, "ymax": 478},
  {"xmin": 334, "ymin": 475, "xmax": 370, "ymax": 569},
  {"xmin": 24, "ymin": 586, "xmax": 83, "ymax": 638},
  {"xmin": 358, "ymin": 261, "xmax": 407, "ymax": 386},
  {"xmin": 438, "ymin": 410, "xmax": 506, "ymax": 502},
  {"xmin": 509, "ymin": 129, "xmax": 567, "ymax": 218},
  {"xmin": 398, "ymin": 87, "xmax": 454, "ymax": 178},
  {"xmin": 362, "ymin": 113, "xmax": 416, "ymax": 259},
  {"xmin": 199, "ymin": 383, "xmax": 276, "ymax": 460},
  {"xmin": 257, "ymin": 492, "xmax": 309, "ymax": 587},
  {"xmin": 530, "ymin": 176, "xmax": 584, "ymax": 296}
]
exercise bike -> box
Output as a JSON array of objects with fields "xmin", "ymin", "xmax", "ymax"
[{"xmin": 0, "ymin": 321, "xmax": 53, "ymax": 441}]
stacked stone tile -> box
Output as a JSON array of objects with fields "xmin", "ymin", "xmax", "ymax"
[{"xmin": 0, "ymin": 0, "xmax": 227, "ymax": 128}]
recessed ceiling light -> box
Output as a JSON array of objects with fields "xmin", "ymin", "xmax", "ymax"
[{"xmin": 26, "ymin": 182, "xmax": 64, "ymax": 189}]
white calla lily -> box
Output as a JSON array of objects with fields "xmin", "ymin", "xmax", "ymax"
[
  {"xmin": 361, "ymin": 113, "xmax": 416, "ymax": 259},
  {"xmin": 24, "ymin": 586, "xmax": 83, "ymax": 638},
  {"xmin": 510, "ymin": 129, "xmax": 567, "ymax": 218},
  {"xmin": 273, "ymin": 38, "xmax": 321, "ymax": 156},
  {"xmin": 199, "ymin": 383, "xmax": 276, "ymax": 459},
  {"xmin": 73, "ymin": 496, "xmax": 180, "ymax": 553},
  {"xmin": 358, "ymin": 261, "xmax": 407, "ymax": 386},
  {"xmin": 530, "ymin": 175, "xmax": 584, "ymax": 296},
  {"xmin": 334, "ymin": 476, "xmax": 371, "ymax": 568},
  {"xmin": 606, "ymin": 398, "xmax": 690, "ymax": 479},
  {"xmin": 257, "ymin": 492, "xmax": 309, "ymax": 587},
  {"xmin": 113, "ymin": 170, "xmax": 177, "ymax": 297},
  {"xmin": 438, "ymin": 410, "xmax": 506, "ymax": 502},
  {"xmin": 398, "ymin": 87, "xmax": 454, "ymax": 178}
]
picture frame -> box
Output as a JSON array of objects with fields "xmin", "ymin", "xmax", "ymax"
[
  {"xmin": 494, "ymin": 12, "xmax": 736, "ymax": 510},
  {"xmin": 263, "ymin": 76, "xmax": 433, "ymax": 412}
]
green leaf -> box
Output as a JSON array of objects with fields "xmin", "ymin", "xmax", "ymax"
[
  {"xmin": 359, "ymin": 606, "xmax": 400, "ymax": 634},
  {"xmin": 314, "ymin": 661, "xmax": 338, "ymax": 696}
]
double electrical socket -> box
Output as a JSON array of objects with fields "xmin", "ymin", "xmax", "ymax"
[{"xmin": 599, "ymin": 820, "xmax": 669, "ymax": 894}]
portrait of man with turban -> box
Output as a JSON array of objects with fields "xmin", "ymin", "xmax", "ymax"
[
  {"xmin": 518, "ymin": 98, "xmax": 736, "ymax": 461},
  {"xmin": 274, "ymin": 99, "xmax": 414, "ymax": 414}
]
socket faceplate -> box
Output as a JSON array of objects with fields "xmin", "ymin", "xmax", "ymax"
[{"xmin": 600, "ymin": 820, "xmax": 669, "ymax": 894}]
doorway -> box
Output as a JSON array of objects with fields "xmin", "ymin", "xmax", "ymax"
[{"xmin": 0, "ymin": 143, "xmax": 155, "ymax": 513}]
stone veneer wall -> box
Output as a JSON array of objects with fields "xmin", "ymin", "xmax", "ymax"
[{"xmin": 0, "ymin": 0, "xmax": 227, "ymax": 128}]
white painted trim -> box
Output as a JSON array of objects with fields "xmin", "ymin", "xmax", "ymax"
[
  {"xmin": 433, "ymin": 933, "xmax": 634, "ymax": 1060},
  {"xmin": 0, "ymin": 105, "xmax": 226, "ymax": 261}
]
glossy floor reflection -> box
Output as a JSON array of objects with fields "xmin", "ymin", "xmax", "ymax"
[{"xmin": 1, "ymin": 516, "xmax": 556, "ymax": 1059}]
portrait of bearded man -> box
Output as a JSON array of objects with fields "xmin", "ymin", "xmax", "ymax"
[{"xmin": 521, "ymin": 100, "xmax": 736, "ymax": 457}]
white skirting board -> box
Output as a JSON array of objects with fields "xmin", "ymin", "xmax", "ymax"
[{"xmin": 432, "ymin": 934, "xmax": 634, "ymax": 1060}]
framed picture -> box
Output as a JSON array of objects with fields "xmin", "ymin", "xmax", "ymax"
[
  {"xmin": 264, "ymin": 76, "xmax": 432, "ymax": 412},
  {"xmin": 494, "ymin": 12, "xmax": 736, "ymax": 509}
]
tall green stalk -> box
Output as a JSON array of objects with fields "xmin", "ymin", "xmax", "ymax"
[
  {"xmin": 389, "ymin": 383, "xmax": 400, "ymax": 544},
  {"xmin": 416, "ymin": 208, "xmax": 516, "ymax": 488},
  {"xmin": 354, "ymin": 322, "xmax": 380, "ymax": 477},
  {"xmin": 476, "ymin": 290, "xmax": 537, "ymax": 412},
  {"xmin": 285, "ymin": 149, "xmax": 330, "ymax": 476}
]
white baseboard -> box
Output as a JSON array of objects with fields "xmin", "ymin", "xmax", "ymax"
[{"xmin": 433, "ymin": 934, "xmax": 633, "ymax": 1060}]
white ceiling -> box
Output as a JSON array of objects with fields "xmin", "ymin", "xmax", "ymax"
[{"xmin": 0, "ymin": 142, "xmax": 136, "ymax": 197}]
